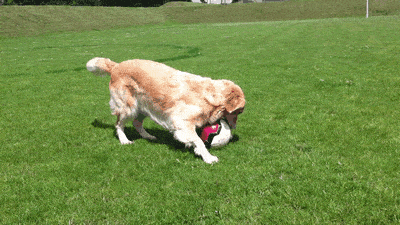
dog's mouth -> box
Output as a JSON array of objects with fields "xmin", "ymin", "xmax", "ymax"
[
  {"xmin": 224, "ymin": 108, "xmax": 243, "ymax": 129},
  {"xmin": 223, "ymin": 116, "xmax": 237, "ymax": 129}
]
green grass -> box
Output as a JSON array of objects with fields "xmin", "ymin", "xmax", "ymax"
[
  {"xmin": 1, "ymin": 3, "xmax": 400, "ymax": 224},
  {"xmin": 0, "ymin": 5, "xmax": 165, "ymax": 37},
  {"xmin": 1, "ymin": 0, "xmax": 400, "ymax": 37}
]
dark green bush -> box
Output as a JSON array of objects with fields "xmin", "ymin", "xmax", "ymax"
[{"xmin": 2, "ymin": 0, "xmax": 190, "ymax": 6}]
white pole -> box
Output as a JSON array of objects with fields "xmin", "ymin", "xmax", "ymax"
[{"xmin": 366, "ymin": 0, "xmax": 369, "ymax": 18}]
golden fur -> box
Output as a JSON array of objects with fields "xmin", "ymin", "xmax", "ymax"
[{"xmin": 86, "ymin": 57, "xmax": 245, "ymax": 164}]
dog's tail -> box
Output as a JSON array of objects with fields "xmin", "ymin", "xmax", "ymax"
[{"xmin": 86, "ymin": 57, "xmax": 118, "ymax": 77}]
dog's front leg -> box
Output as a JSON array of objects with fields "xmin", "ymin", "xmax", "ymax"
[
  {"xmin": 195, "ymin": 140, "xmax": 219, "ymax": 164},
  {"xmin": 174, "ymin": 130, "xmax": 219, "ymax": 164}
]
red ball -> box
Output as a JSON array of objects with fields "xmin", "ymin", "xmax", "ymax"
[
  {"xmin": 201, "ymin": 123, "xmax": 222, "ymax": 143},
  {"xmin": 200, "ymin": 120, "xmax": 232, "ymax": 148}
]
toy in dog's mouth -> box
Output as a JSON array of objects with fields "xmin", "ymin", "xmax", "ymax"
[{"xmin": 200, "ymin": 119, "xmax": 232, "ymax": 148}]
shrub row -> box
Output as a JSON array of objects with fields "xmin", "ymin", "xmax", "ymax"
[{"xmin": 2, "ymin": 0, "xmax": 191, "ymax": 7}]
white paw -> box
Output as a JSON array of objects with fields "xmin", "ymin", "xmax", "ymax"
[
  {"xmin": 120, "ymin": 140, "xmax": 134, "ymax": 145},
  {"xmin": 203, "ymin": 155, "xmax": 219, "ymax": 164}
]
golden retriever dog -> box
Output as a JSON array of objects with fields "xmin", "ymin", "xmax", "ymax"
[{"xmin": 86, "ymin": 57, "xmax": 245, "ymax": 164}]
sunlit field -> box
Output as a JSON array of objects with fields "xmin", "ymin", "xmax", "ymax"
[{"xmin": 1, "ymin": 2, "xmax": 400, "ymax": 223}]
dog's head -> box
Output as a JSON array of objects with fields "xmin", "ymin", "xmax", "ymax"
[
  {"xmin": 222, "ymin": 83, "xmax": 245, "ymax": 129},
  {"xmin": 209, "ymin": 80, "xmax": 245, "ymax": 129}
]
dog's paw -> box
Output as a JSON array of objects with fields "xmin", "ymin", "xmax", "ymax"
[
  {"xmin": 120, "ymin": 140, "xmax": 134, "ymax": 145},
  {"xmin": 203, "ymin": 155, "xmax": 219, "ymax": 164}
]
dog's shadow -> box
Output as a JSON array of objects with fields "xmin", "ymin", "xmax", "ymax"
[{"xmin": 91, "ymin": 119, "xmax": 239, "ymax": 152}]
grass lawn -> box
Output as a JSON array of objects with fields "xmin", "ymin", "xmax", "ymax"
[
  {"xmin": 1, "ymin": 2, "xmax": 400, "ymax": 224},
  {"xmin": 1, "ymin": 0, "xmax": 400, "ymax": 37}
]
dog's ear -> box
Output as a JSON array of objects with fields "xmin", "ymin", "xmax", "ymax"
[
  {"xmin": 206, "ymin": 82, "xmax": 245, "ymax": 124},
  {"xmin": 204, "ymin": 92, "xmax": 226, "ymax": 124},
  {"xmin": 224, "ymin": 84, "xmax": 246, "ymax": 114},
  {"xmin": 204, "ymin": 92, "xmax": 224, "ymax": 107}
]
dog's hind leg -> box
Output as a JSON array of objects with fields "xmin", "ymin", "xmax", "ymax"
[
  {"xmin": 115, "ymin": 114, "xmax": 134, "ymax": 145},
  {"xmin": 133, "ymin": 114, "xmax": 156, "ymax": 140}
]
